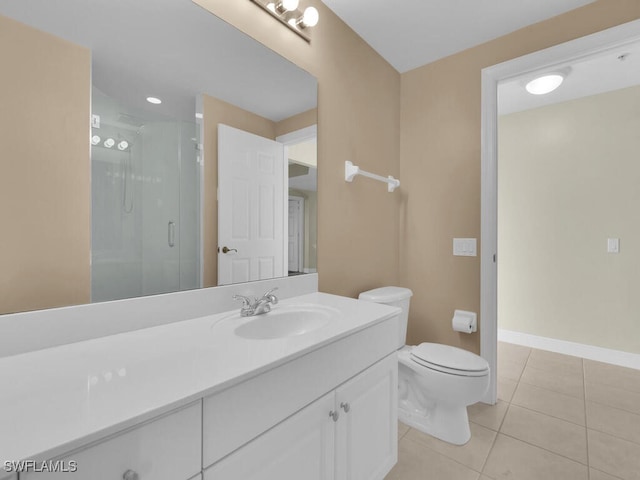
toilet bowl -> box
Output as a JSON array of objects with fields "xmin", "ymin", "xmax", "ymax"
[{"xmin": 359, "ymin": 287, "xmax": 490, "ymax": 445}]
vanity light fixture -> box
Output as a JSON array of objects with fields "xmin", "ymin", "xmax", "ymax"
[
  {"xmin": 249, "ymin": 0, "xmax": 319, "ymax": 42},
  {"xmin": 146, "ymin": 96, "xmax": 162, "ymax": 105},
  {"xmin": 525, "ymin": 73, "xmax": 565, "ymax": 95}
]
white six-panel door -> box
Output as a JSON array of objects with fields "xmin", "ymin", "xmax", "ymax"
[{"xmin": 218, "ymin": 124, "xmax": 286, "ymax": 285}]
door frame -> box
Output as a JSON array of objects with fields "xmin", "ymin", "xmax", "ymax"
[
  {"xmin": 480, "ymin": 18, "xmax": 640, "ymax": 404},
  {"xmin": 288, "ymin": 195, "xmax": 305, "ymax": 273}
]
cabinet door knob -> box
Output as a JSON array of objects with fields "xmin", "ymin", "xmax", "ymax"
[
  {"xmin": 329, "ymin": 410, "xmax": 339, "ymax": 422},
  {"xmin": 340, "ymin": 402, "xmax": 350, "ymax": 413},
  {"xmin": 123, "ymin": 470, "xmax": 139, "ymax": 480}
]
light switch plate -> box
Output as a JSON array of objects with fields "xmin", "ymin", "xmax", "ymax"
[
  {"xmin": 453, "ymin": 238, "xmax": 477, "ymax": 256},
  {"xmin": 607, "ymin": 238, "xmax": 620, "ymax": 254}
]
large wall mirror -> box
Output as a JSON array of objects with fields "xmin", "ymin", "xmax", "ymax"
[{"xmin": 0, "ymin": 0, "xmax": 318, "ymax": 315}]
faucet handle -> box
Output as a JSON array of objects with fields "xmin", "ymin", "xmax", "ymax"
[
  {"xmin": 233, "ymin": 294, "xmax": 252, "ymax": 307},
  {"xmin": 262, "ymin": 287, "xmax": 278, "ymax": 304}
]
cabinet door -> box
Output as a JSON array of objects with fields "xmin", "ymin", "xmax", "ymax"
[
  {"xmin": 335, "ymin": 353, "xmax": 398, "ymax": 480},
  {"xmin": 22, "ymin": 402, "xmax": 201, "ymax": 480},
  {"xmin": 205, "ymin": 392, "xmax": 335, "ymax": 480}
]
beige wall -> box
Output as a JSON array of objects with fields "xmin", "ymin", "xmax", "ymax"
[
  {"xmin": 0, "ymin": 15, "xmax": 91, "ymax": 314},
  {"xmin": 498, "ymin": 85, "xmax": 640, "ymax": 354},
  {"xmin": 194, "ymin": 0, "xmax": 401, "ymax": 298},
  {"xmin": 202, "ymin": 94, "xmax": 277, "ymax": 287},
  {"xmin": 400, "ymin": 1, "xmax": 640, "ymax": 353},
  {"xmin": 275, "ymin": 108, "xmax": 317, "ymax": 138}
]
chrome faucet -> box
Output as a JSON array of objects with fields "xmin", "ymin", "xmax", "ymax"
[{"xmin": 233, "ymin": 287, "xmax": 279, "ymax": 317}]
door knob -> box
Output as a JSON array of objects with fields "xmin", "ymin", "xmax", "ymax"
[
  {"xmin": 340, "ymin": 402, "xmax": 350, "ymax": 413},
  {"xmin": 220, "ymin": 246, "xmax": 238, "ymax": 254},
  {"xmin": 123, "ymin": 470, "xmax": 139, "ymax": 480},
  {"xmin": 329, "ymin": 410, "xmax": 339, "ymax": 422}
]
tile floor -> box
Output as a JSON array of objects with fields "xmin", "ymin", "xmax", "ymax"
[{"xmin": 385, "ymin": 342, "xmax": 640, "ymax": 480}]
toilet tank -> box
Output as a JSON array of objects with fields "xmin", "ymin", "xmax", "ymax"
[{"xmin": 358, "ymin": 286, "xmax": 413, "ymax": 349}]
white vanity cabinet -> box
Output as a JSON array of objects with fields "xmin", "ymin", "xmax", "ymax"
[
  {"xmin": 22, "ymin": 402, "xmax": 201, "ymax": 480},
  {"xmin": 204, "ymin": 353, "xmax": 397, "ymax": 480},
  {"xmin": 335, "ymin": 353, "xmax": 398, "ymax": 480}
]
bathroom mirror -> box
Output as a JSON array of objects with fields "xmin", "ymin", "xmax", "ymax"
[{"xmin": 0, "ymin": 0, "xmax": 317, "ymax": 314}]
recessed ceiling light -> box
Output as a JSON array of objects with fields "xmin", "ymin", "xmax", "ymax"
[
  {"xmin": 525, "ymin": 74, "xmax": 564, "ymax": 95},
  {"xmin": 146, "ymin": 96, "xmax": 162, "ymax": 105}
]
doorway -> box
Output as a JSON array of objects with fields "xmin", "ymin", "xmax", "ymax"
[{"xmin": 480, "ymin": 19, "xmax": 640, "ymax": 404}]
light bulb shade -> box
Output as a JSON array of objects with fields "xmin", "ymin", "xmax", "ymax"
[
  {"xmin": 91, "ymin": 135, "xmax": 101, "ymax": 146},
  {"xmin": 117, "ymin": 140, "xmax": 129, "ymax": 151},
  {"xmin": 301, "ymin": 6, "xmax": 319, "ymax": 27},
  {"xmin": 146, "ymin": 96, "xmax": 162, "ymax": 104},
  {"xmin": 525, "ymin": 74, "xmax": 564, "ymax": 95},
  {"xmin": 280, "ymin": 0, "xmax": 299, "ymax": 11},
  {"xmin": 104, "ymin": 138, "xmax": 115, "ymax": 148}
]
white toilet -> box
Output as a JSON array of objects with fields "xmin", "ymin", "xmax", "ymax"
[{"xmin": 359, "ymin": 286, "xmax": 490, "ymax": 445}]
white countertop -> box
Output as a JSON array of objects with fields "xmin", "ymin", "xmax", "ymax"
[{"xmin": 0, "ymin": 292, "xmax": 400, "ymax": 463}]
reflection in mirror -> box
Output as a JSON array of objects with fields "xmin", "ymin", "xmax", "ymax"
[{"xmin": 0, "ymin": 0, "xmax": 317, "ymax": 314}]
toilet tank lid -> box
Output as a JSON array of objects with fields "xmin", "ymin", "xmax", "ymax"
[{"xmin": 358, "ymin": 286, "xmax": 413, "ymax": 303}]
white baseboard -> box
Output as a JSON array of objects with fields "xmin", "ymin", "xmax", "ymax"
[{"xmin": 498, "ymin": 329, "xmax": 640, "ymax": 370}]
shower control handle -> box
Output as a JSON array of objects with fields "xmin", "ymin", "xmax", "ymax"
[
  {"xmin": 168, "ymin": 221, "xmax": 175, "ymax": 248},
  {"xmin": 340, "ymin": 402, "xmax": 350, "ymax": 413}
]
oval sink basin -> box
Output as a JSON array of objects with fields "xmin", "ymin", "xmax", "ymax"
[{"xmin": 234, "ymin": 305, "xmax": 334, "ymax": 339}]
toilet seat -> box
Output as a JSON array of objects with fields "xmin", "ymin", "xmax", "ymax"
[{"xmin": 410, "ymin": 343, "xmax": 489, "ymax": 377}]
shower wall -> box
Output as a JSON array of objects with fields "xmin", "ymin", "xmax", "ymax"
[{"xmin": 91, "ymin": 90, "xmax": 199, "ymax": 303}]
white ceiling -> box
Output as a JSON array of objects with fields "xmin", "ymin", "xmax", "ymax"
[
  {"xmin": 322, "ymin": 0, "xmax": 597, "ymax": 73},
  {"xmin": 499, "ymin": 41, "xmax": 640, "ymax": 115}
]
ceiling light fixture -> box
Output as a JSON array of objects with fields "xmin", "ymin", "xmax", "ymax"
[
  {"xmin": 525, "ymin": 73, "xmax": 565, "ymax": 95},
  {"xmin": 146, "ymin": 96, "xmax": 162, "ymax": 105},
  {"xmin": 249, "ymin": 0, "xmax": 319, "ymax": 42}
]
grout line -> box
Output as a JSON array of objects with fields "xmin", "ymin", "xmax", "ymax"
[
  {"xmin": 398, "ymin": 434, "xmax": 482, "ymax": 475},
  {"xmin": 497, "ymin": 430, "xmax": 588, "ymax": 467},
  {"xmin": 507, "ymin": 401, "xmax": 586, "ymax": 428}
]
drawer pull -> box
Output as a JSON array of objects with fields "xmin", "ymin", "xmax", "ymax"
[
  {"xmin": 123, "ymin": 470, "xmax": 139, "ymax": 480},
  {"xmin": 329, "ymin": 410, "xmax": 339, "ymax": 422},
  {"xmin": 340, "ymin": 402, "xmax": 350, "ymax": 413}
]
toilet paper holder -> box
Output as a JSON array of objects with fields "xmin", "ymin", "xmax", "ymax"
[{"xmin": 452, "ymin": 310, "xmax": 477, "ymax": 333}]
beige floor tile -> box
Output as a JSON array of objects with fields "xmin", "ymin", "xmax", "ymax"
[
  {"xmin": 586, "ymin": 381, "xmax": 640, "ymax": 416},
  {"xmin": 584, "ymin": 360, "xmax": 640, "ymax": 394},
  {"xmin": 405, "ymin": 422, "xmax": 497, "ymax": 472},
  {"xmin": 520, "ymin": 363, "xmax": 584, "ymax": 398},
  {"xmin": 586, "ymin": 401, "xmax": 640, "ymax": 445},
  {"xmin": 385, "ymin": 436, "xmax": 480, "ymax": 480},
  {"xmin": 468, "ymin": 400, "xmax": 509, "ymax": 431},
  {"xmin": 500, "ymin": 405, "xmax": 587, "ymax": 464},
  {"xmin": 498, "ymin": 342, "xmax": 530, "ymax": 366},
  {"xmin": 398, "ymin": 422, "xmax": 410, "ymax": 440},
  {"xmin": 526, "ymin": 349, "xmax": 583, "ymax": 376},
  {"xmin": 497, "ymin": 358, "xmax": 526, "ymax": 381},
  {"xmin": 497, "ymin": 377, "xmax": 517, "ymax": 403},
  {"xmin": 511, "ymin": 382, "xmax": 586, "ymax": 426},
  {"xmin": 483, "ymin": 434, "xmax": 588, "ymax": 480},
  {"xmin": 588, "ymin": 429, "xmax": 640, "ymax": 480},
  {"xmin": 589, "ymin": 468, "xmax": 624, "ymax": 480}
]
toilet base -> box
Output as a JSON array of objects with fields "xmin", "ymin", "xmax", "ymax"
[{"xmin": 398, "ymin": 401, "xmax": 471, "ymax": 445}]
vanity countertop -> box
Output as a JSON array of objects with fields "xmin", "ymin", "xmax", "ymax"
[{"xmin": 0, "ymin": 292, "xmax": 400, "ymax": 463}]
